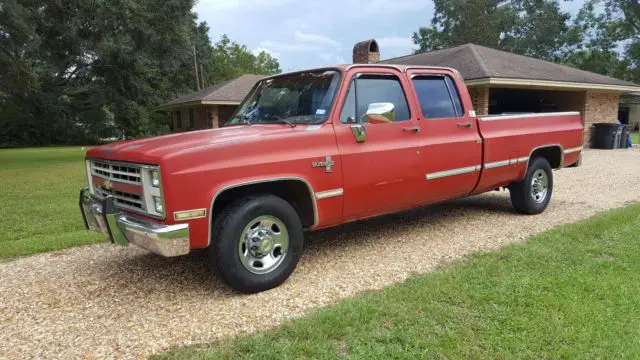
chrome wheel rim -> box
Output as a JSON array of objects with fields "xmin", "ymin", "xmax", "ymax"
[
  {"xmin": 531, "ymin": 169, "xmax": 549, "ymax": 203},
  {"xmin": 238, "ymin": 215, "xmax": 289, "ymax": 274}
]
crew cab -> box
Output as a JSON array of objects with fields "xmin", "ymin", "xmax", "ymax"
[{"xmin": 80, "ymin": 64, "xmax": 584, "ymax": 293}]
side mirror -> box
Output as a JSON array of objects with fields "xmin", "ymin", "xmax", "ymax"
[{"xmin": 365, "ymin": 102, "xmax": 395, "ymax": 124}]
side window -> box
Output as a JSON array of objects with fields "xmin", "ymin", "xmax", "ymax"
[
  {"xmin": 340, "ymin": 74, "xmax": 411, "ymax": 124},
  {"xmin": 412, "ymin": 75, "xmax": 463, "ymax": 119}
]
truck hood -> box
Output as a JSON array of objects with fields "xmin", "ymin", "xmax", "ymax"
[{"xmin": 86, "ymin": 125, "xmax": 296, "ymax": 164}]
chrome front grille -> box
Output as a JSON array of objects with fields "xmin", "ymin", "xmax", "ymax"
[
  {"xmin": 87, "ymin": 158, "xmax": 164, "ymax": 219},
  {"xmin": 91, "ymin": 160, "xmax": 142, "ymax": 185},
  {"xmin": 95, "ymin": 184, "xmax": 145, "ymax": 212}
]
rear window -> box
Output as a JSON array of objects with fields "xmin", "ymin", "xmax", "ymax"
[{"xmin": 412, "ymin": 75, "xmax": 463, "ymax": 119}]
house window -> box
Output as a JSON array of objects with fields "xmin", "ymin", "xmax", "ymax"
[
  {"xmin": 189, "ymin": 108, "xmax": 194, "ymax": 129},
  {"xmin": 176, "ymin": 111, "xmax": 182, "ymax": 129}
]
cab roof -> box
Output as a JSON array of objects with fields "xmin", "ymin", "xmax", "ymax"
[{"xmin": 262, "ymin": 64, "xmax": 461, "ymax": 81}]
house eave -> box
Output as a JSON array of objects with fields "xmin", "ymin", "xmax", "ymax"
[
  {"xmin": 465, "ymin": 77, "xmax": 640, "ymax": 93},
  {"xmin": 157, "ymin": 100, "xmax": 242, "ymax": 111}
]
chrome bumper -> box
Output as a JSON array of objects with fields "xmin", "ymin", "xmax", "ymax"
[{"xmin": 79, "ymin": 188, "xmax": 190, "ymax": 257}]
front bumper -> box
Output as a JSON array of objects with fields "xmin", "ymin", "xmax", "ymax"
[{"xmin": 79, "ymin": 188, "xmax": 190, "ymax": 256}]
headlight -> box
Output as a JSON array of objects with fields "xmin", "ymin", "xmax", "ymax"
[
  {"xmin": 153, "ymin": 196, "xmax": 164, "ymax": 214},
  {"xmin": 142, "ymin": 167, "xmax": 164, "ymax": 217},
  {"xmin": 151, "ymin": 170, "xmax": 161, "ymax": 188}
]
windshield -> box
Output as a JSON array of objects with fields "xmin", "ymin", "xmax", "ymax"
[{"xmin": 225, "ymin": 70, "xmax": 341, "ymax": 126}]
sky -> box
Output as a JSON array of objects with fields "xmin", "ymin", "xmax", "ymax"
[{"xmin": 195, "ymin": 0, "xmax": 585, "ymax": 72}]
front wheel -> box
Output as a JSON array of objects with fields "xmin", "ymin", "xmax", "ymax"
[
  {"xmin": 210, "ymin": 194, "xmax": 303, "ymax": 293},
  {"xmin": 509, "ymin": 157, "xmax": 553, "ymax": 215}
]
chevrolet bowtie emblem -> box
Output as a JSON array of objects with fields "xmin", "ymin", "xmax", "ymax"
[
  {"xmin": 312, "ymin": 156, "xmax": 335, "ymax": 173},
  {"xmin": 103, "ymin": 180, "xmax": 113, "ymax": 190}
]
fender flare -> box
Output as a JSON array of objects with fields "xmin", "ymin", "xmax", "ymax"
[
  {"xmin": 206, "ymin": 176, "xmax": 318, "ymax": 246},
  {"xmin": 521, "ymin": 144, "xmax": 564, "ymax": 180}
]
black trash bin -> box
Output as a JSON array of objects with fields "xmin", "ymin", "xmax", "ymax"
[
  {"xmin": 592, "ymin": 123, "xmax": 622, "ymax": 149},
  {"xmin": 619, "ymin": 125, "xmax": 631, "ymax": 149}
]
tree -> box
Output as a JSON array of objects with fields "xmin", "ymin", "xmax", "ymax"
[
  {"xmin": 565, "ymin": 0, "xmax": 640, "ymax": 82},
  {"xmin": 412, "ymin": 0, "xmax": 579, "ymax": 61},
  {"xmin": 0, "ymin": 0, "xmax": 281, "ymax": 146},
  {"xmin": 0, "ymin": 0, "xmax": 198, "ymax": 145},
  {"xmin": 502, "ymin": 0, "xmax": 581, "ymax": 61},
  {"xmin": 412, "ymin": 0, "xmax": 513, "ymax": 52},
  {"xmin": 614, "ymin": 0, "xmax": 640, "ymax": 82},
  {"xmin": 197, "ymin": 33, "xmax": 280, "ymax": 88}
]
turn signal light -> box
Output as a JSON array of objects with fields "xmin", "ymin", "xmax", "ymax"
[{"xmin": 174, "ymin": 209, "xmax": 207, "ymax": 221}]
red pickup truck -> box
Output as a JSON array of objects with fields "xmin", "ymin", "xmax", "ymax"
[{"xmin": 80, "ymin": 64, "xmax": 583, "ymax": 293}]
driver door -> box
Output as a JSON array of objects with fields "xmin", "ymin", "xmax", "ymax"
[{"xmin": 334, "ymin": 68, "xmax": 423, "ymax": 220}]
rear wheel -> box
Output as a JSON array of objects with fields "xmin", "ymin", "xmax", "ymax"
[
  {"xmin": 210, "ymin": 194, "xmax": 303, "ymax": 293},
  {"xmin": 509, "ymin": 157, "xmax": 553, "ymax": 215}
]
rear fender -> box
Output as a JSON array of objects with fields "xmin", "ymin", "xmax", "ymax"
[{"xmin": 521, "ymin": 144, "xmax": 564, "ymax": 180}]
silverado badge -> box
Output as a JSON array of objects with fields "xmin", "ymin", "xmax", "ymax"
[
  {"xmin": 312, "ymin": 156, "xmax": 335, "ymax": 173},
  {"xmin": 103, "ymin": 180, "xmax": 113, "ymax": 190}
]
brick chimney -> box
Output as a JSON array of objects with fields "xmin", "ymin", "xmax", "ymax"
[{"xmin": 353, "ymin": 39, "xmax": 380, "ymax": 64}]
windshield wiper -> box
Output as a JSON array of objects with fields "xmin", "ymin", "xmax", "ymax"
[{"xmin": 259, "ymin": 115, "xmax": 296, "ymax": 128}]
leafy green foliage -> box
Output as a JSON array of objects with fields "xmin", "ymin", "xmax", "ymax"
[
  {"xmin": 560, "ymin": 0, "xmax": 640, "ymax": 82},
  {"xmin": 412, "ymin": 0, "xmax": 580, "ymax": 61},
  {"xmin": 0, "ymin": 1, "xmax": 280, "ymax": 147},
  {"xmin": 155, "ymin": 204, "xmax": 640, "ymax": 359},
  {"xmin": 203, "ymin": 33, "xmax": 280, "ymax": 87},
  {"xmin": 412, "ymin": 0, "xmax": 640, "ymax": 81}
]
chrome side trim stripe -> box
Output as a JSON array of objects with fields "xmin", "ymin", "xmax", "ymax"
[
  {"xmin": 315, "ymin": 188, "xmax": 344, "ymax": 200},
  {"xmin": 484, "ymin": 159, "xmax": 510, "ymax": 169},
  {"xmin": 426, "ymin": 155, "xmax": 533, "ymax": 180},
  {"xmin": 564, "ymin": 146, "xmax": 583, "ymax": 154},
  {"xmin": 426, "ymin": 165, "xmax": 481, "ymax": 180},
  {"xmin": 479, "ymin": 111, "xmax": 580, "ymax": 122},
  {"xmin": 484, "ymin": 156, "xmax": 530, "ymax": 170}
]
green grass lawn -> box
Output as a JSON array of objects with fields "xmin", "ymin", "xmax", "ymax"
[
  {"xmin": 156, "ymin": 204, "xmax": 640, "ymax": 360},
  {"xmin": 0, "ymin": 147, "xmax": 104, "ymax": 258},
  {"xmin": 632, "ymin": 132, "xmax": 638, "ymax": 145}
]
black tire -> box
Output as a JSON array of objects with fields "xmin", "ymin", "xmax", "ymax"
[
  {"xmin": 210, "ymin": 194, "xmax": 303, "ymax": 293},
  {"xmin": 509, "ymin": 157, "xmax": 553, "ymax": 215}
]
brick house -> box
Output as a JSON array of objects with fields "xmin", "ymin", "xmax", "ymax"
[
  {"xmin": 158, "ymin": 74, "xmax": 265, "ymax": 131},
  {"xmin": 354, "ymin": 39, "xmax": 640, "ymax": 145}
]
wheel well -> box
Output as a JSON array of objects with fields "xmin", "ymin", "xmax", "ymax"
[
  {"xmin": 211, "ymin": 180, "xmax": 316, "ymax": 230},
  {"xmin": 530, "ymin": 146, "xmax": 563, "ymax": 169}
]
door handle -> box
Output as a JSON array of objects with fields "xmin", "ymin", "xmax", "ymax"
[
  {"xmin": 402, "ymin": 126, "xmax": 420, "ymax": 133},
  {"xmin": 456, "ymin": 122, "xmax": 473, "ymax": 128}
]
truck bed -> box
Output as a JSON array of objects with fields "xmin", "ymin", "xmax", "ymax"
[{"xmin": 473, "ymin": 111, "xmax": 584, "ymax": 194}]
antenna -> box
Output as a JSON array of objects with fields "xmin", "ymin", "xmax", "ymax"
[
  {"xmin": 193, "ymin": 46, "xmax": 201, "ymax": 91},
  {"xmin": 200, "ymin": 63, "xmax": 205, "ymax": 89}
]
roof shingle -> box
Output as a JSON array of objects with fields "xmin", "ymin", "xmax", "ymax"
[
  {"xmin": 380, "ymin": 44, "xmax": 638, "ymax": 87},
  {"xmin": 161, "ymin": 74, "xmax": 266, "ymax": 108}
]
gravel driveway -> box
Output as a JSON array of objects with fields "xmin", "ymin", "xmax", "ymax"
[{"xmin": 1, "ymin": 149, "xmax": 639, "ymax": 359}]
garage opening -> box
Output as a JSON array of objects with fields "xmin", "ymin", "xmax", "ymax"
[{"xmin": 489, "ymin": 88, "xmax": 585, "ymax": 115}]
